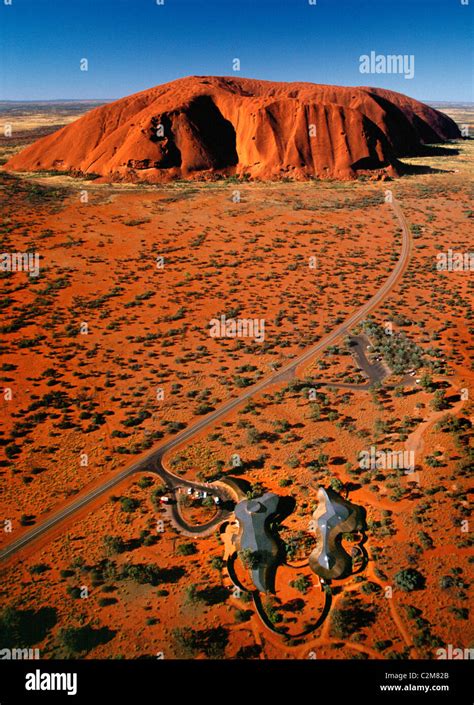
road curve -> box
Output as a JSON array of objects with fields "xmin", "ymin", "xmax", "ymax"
[{"xmin": 0, "ymin": 198, "xmax": 411, "ymax": 563}]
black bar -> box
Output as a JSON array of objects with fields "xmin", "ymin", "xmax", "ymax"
[{"xmin": 0, "ymin": 659, "xmax": 471, "ymax": 704}]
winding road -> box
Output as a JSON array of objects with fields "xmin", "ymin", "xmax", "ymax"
[{"xmin": 0, "ymin": 198, "xmax": 412, "ymax": 563}]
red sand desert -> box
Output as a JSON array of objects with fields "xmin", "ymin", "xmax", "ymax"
[{"xmin": 0, "ymin": 81, "xmax": 472, "ymax": 663}]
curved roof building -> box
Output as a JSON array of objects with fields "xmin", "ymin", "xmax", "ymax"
[
  {"xmin": 309, "ymin": 487, "xmax": 365, "ymax": 581},
  {"xmin": 234, "ymin": 492, "xmax": 280, "ymax": 593}
]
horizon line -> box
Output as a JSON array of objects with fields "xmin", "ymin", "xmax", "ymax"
[{"xmin": 1, "ymin": 98, "xmax": 472, "ymax": 105}]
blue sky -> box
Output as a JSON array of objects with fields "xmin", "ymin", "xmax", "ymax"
[{"xmin": 0, "ymin": 0, "xmax": 472, "ymax": 101}]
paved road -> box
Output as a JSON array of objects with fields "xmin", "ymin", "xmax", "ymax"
[
  {"xmin": 323, "ymin": 333, "xmax": 390, "ymax": 391},
  {"xmin": 350, "ymin": 334, "xmax": 388, "ymax": 385},
  {"xmin": 0, "ymin": 198, "xmax": 412, "ymax": 562}
]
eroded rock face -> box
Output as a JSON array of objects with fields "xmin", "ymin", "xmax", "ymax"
[{"xmin": 4, "ymin": 76, "xmax": 460, "ymax": 181}]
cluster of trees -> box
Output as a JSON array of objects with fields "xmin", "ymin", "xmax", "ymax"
[
  {"xmin": 185, "ymin": 583, "xmax": 229, "ymax": 607},
  {"xmin": 0, "ymin": 606, "xmax": 57, "ymax": 649},
  {"xmin": 330, "ymin": 596, "xmax": 377, "ymax": 638},
  {"xmin": 118, "ymin": 496, "xmax": 141, "ymax": 513},
  {"xmin": 176, "ymin": 542, "xmax": 197, "ymax": 556},
  {"xmin": 103, "ymin": 531, "xmax": 158, "ymax": 554},
  {"xmin": 119, "ymin": 562, "xmax": 181, "ymax": 586},
  {"xmin": 363, "ymin": 320, "xmax": 425, "ymax": 374},
  {"xmin": 263, "ymin": 598, "xmax": 283, "ymax": 625},
  {"xmin": 394, "ymin": 568, "xmax": 426, "ymax": 592},
  {"xmin": 430, "ymin": 389, "xmax": 450, "ymax": 412},
  {"xmin": 238, "ymin": 548, "xmax": 263, "ymax": 570},
  {"xmin": 1, "ymin": 603, "xmax": 113, "ymax": 658},
  {"xmin": 290, "ymin": 574, "xmax": 311, "ymax": 595},
  {"xmin": 403, "ymin": 605, "xmax": 444, "ymax": 651},
  {"xmin": 283, "ymin": 530, "xmax": 315, "ymax": 561},
  {"xmin": 172, "ymin": 625, "xmax": 229, "ymax": 658},
  {"xmin": 59, "ymin": 624, "xmax": 115, "ymax": 656},
  {"xmin": 65, "ymin": 556, "xmax": 184, "ymax": 591}
]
